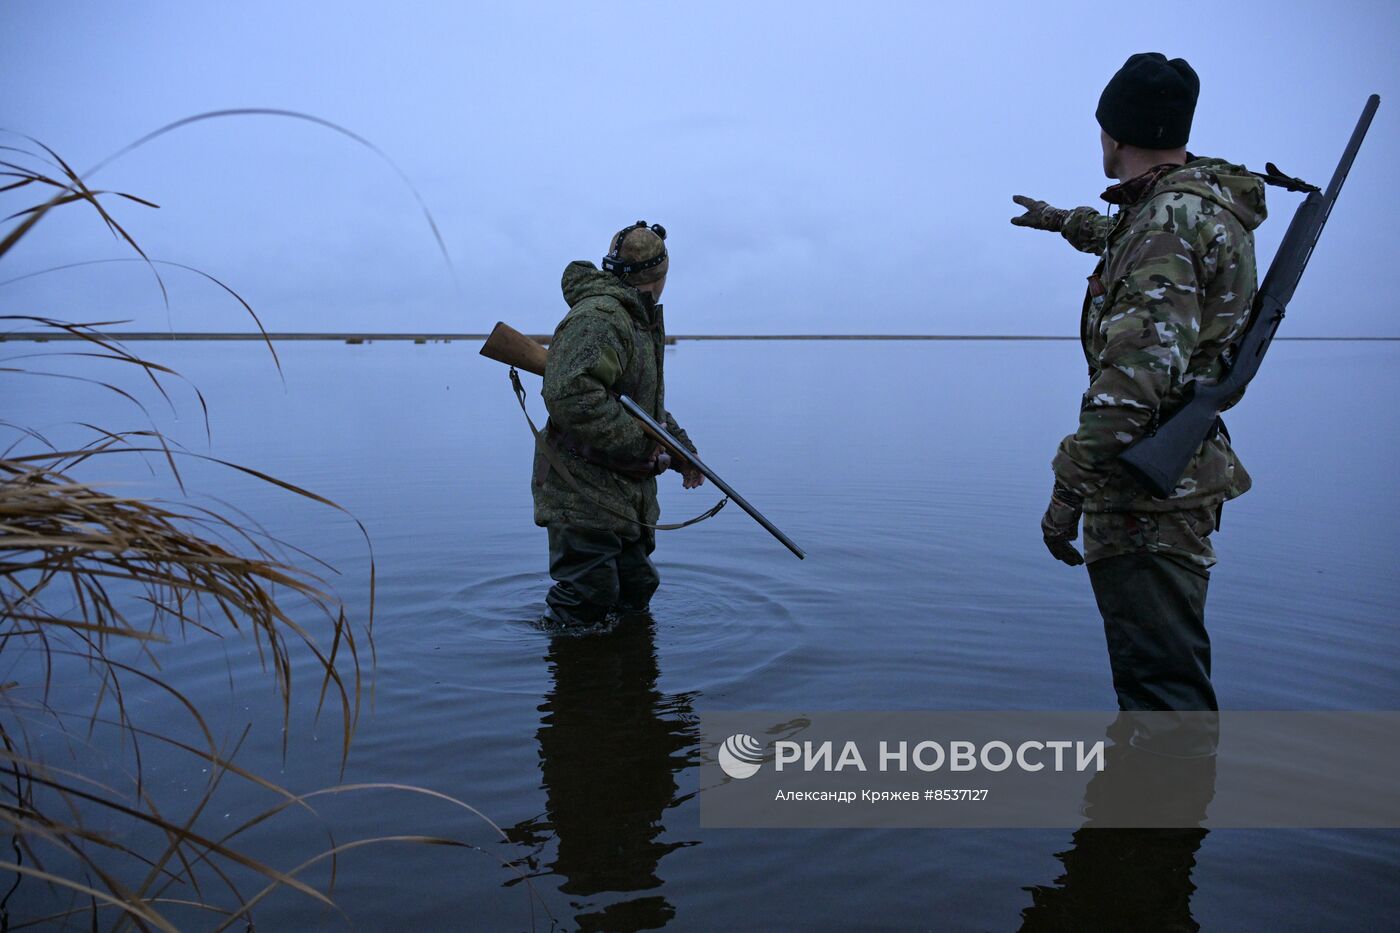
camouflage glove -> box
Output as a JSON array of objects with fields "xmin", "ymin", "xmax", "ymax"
[
  {"xmin": 1011, "ymin": 195, "xmax": 1072, "ymax": 233},
  {"xmin": 1041, "ymin": 485, "xmax": 1085, "ymax": 567}
]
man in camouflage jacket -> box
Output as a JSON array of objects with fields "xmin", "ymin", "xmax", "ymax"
[
  {"xmin": 1011, "ymin": 53, "xmax": 1265, "ymax": 712},
  {"xmin": 533, "ymin": 221, "xmax": 703, "ymax": 630}
]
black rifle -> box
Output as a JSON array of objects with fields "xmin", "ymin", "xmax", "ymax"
[{"xmin": 1119, "ymin": 94, "xmax": 1381, "ymax": 497}]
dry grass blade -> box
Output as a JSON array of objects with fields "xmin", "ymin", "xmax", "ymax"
[
  {"xmin": 0, "ymin": 393, "xmax": 372, "ymax": 926},
  {"xmin": 210, "ymin": 836, "xmax": 473, "ymax": 933},
  {"xmin": 23, "ymin": 136, "xmax": 170, "ymax": 309},
  {"xmin": 0, "ymin": 118, "xmax": 505, "ymax": 931},
  {"xmin": 4, "ymin": 702, "xmax": 349, "ymax": 924},
  {"xmin": 1, "ymin": 262, "xmax": 284, "ymax": 379},
  {"xmin": 2, "ymin": 765, "xmax": 340, "ymax": 911},
  {"xmin": 2, "ymin": 446, "xmax": 373, "ymax": 757},
  {"xmin": 178, "ymin": 784, "xmax": 558, "ymax": 930},
  {"xmin": 0, "ymin": 314, "xmax": 208, "ymax": 434},
  {"xmin": 0, "ymin": 862, "xmax": 180, "ymax": 933},
  {"xmin": 77, "ymin": 108, "xmax": 459, "ymax": 294},
  {"xmin": 0, "ymin": 150, "xmax": 169, "ymax": 315},
  {"xmin": 10, "ymin": 898, "xmax": 236, "ymax": 930}
]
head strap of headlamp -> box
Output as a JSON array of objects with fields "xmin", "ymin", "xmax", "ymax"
[{"xmin": 602, "ymin": 220, "xmax": 668, "ymax": 277}]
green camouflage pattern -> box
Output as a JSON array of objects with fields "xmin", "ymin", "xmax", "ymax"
[
  {"xmin": 1051, "ymin": 158, "xmax": 1266, "ymax": 568},
  {"xmin": 1061, "ymin": 208, "xmax": 1118, "ymax": 255},
  {"xmin": 1083, "ymin": 504, "xmax": 1219, "ymax": 568},
  {"xmin": 532, "ymin": 261, "xmax": 695, "ymax": 534}
]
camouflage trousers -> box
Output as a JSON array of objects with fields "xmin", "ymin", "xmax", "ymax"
[
  {"xmin": 545, "ymin": 525, "xmax": 659, "ymax": 627},
  {"xmin": 1083, "ymin": 505, "xmax": 1220, "ymax": 571}
]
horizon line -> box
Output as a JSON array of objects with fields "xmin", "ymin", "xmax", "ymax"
[{"xmin": 3, "ymin": 331, "xmax": 1399, "ymax": 344}]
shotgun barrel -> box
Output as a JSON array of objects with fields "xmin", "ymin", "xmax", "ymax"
[
  {"xmin": 480, "ymin": 321, "xmax": 806, "ymax": 559},
  {"xmin": 1119, "ymin": 94, "xmax": 1380, "ymax": 497},
  {"xmin": 616, "ymin": 394, "xmax": 806, "ymax": 560}
]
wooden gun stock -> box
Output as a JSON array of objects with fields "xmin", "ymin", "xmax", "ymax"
[
  {"xmin": 478, "ymin": 321, "xmax": 694, "ymax": 466},
  {"xmin": 480, "ymin": 320, "xmax": 805, "ymax": 558},
  {"xmin": 479, "ymin": 321, "xmax": 548, "ymax": 377}
]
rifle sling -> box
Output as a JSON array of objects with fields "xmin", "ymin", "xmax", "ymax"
[{"xmin": 509, "ymin": 367, "xmax": 727, "ymax": 532}]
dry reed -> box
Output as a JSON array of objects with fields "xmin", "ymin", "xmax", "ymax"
[{"xmin": 0, "ymin": 118, "xmax": 548, "ymax": 930}]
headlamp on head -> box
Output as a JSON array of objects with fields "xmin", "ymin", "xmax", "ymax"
[{"xmin": 602, "ymin": 220, "xmax": 668, "ymax": 277}]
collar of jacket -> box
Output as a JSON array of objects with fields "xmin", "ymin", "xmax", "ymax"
[
  {"xmin": 1099, "ymin": 155, "xmax": 1194, "ymax": 207},
  {"xmin": 612, "ymin": 276, "xmax": 660, "ymax": 331},
  {"xmin": 560, "ymin": 260, "xmax": 659, "ymax": 329},
  {"xmin": 636, "ymin": 290, "xmax": 662, "ymax": 331}
]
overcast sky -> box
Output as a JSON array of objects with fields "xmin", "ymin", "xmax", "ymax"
[{"xmin": 3, "ymin": 1, "xmax": 1396, "ymax": 336}]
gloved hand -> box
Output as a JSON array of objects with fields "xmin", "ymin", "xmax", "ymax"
[
  {"xmin": 1010, "ymin": 195, "xmax": 1072, "ymax": 233},
  {"xmin": 1041, "ymin": 485, "xmax": 1085, "ymax": 566}
]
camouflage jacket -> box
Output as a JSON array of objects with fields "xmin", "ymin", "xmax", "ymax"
[
  {"xmin": 532, "ymin": 261, "xmax": 696, "ymax": 533},
  {"xmin": 1052, "ymin": 157, "xmax": 1266, "ymax": 514}
]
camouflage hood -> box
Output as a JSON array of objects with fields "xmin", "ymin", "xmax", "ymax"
[
  {"xmin": 560, "ymin": 261, "xmax": 652, "ymax": 326},
  {"xmin": 1146, "ymin": 158, "xmax": 1268, "ymax": 231},
  {"xmin": 534, "ymin": 259, "xmax": 694, "ymax": 534}
]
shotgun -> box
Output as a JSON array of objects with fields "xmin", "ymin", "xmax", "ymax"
[
  {"xmin": 1119, "ymin": 94, "xmax": 1380, "ymax": 497},
  {"xmin": 480, "ymin": 321, "xmax": 806, "ymax": 559}
]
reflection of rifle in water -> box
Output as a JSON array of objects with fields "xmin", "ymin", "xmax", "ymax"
[
  {"xmin": 480, "ymin": 322, "xmax": 805, "ymax": 560},
  {"xmin": 1119, "ymin": 94, "xmax": 1381, "ymax": 497}
]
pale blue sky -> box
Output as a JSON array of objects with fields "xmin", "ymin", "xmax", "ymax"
[{"xmin": 3, "ymin": 1, "xmax": 1396, "ymax": 335}]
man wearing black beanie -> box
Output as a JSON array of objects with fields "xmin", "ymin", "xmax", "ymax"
[
  {"xmin": 1009, "ymin": 55, "xmax": 1268, "ymax": 720},
  {"xmin": 1096, "ymin": 52, "xmax": 1200, "ymax": 150}
]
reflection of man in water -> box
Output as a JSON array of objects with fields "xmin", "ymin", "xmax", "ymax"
[
  {"xmin": 1020, "ymin": 714, "xmax": 1217, "ymax": 932},
  {"xmin": 506, "ymin": 617, "xmax": 700, "ymax": 931}
]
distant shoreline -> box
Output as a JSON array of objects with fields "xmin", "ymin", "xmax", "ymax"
[{"xmin": 4, "ymin": 332, "xmax": 1398, "ymax": 343}]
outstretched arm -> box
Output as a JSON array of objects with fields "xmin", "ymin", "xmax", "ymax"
[
  {"xmin": 1010, "ymin": 196, "xmax": 1112, "ymax": 255},
  {"xmin": 1059, "ymin": 207, "xmax": 1115, "ymax": 255}
]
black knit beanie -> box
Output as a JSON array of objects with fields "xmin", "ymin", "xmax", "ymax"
[{"xmin": 1096, "ymin": 53, "xmax": 1199, "ymax": 149}]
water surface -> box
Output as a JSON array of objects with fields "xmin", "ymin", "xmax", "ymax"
[{"xmin": 8, "ymin": 338, "xmax": 1399, "ymax": 930}]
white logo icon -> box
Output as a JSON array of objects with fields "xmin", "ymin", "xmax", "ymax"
[{"xmin": 719, "ymin": 733, "xmax": 765, "ymax": 779}]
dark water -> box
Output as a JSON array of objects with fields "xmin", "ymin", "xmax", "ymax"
[{"xmin": 8, "ymin": 339, "xmax": 1400, "ymax": 930}]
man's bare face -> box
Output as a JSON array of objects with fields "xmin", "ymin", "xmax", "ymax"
[{"xmin": 1100, "ymin": 127, "xmax": 1118, "ymax": 179}]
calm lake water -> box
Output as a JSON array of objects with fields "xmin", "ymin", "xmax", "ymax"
[{"xmin": 8, "ymin": 338, "xmax": 1400, "ymax": 930}]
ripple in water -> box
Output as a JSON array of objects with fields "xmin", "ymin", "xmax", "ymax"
[
  {"xmin": 645, "ymin": 560, "xmax": 801, "ymax": 692},
  {"xmin": 417, "ymin": 561, "xmax": 802, "ymax": 693}
]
